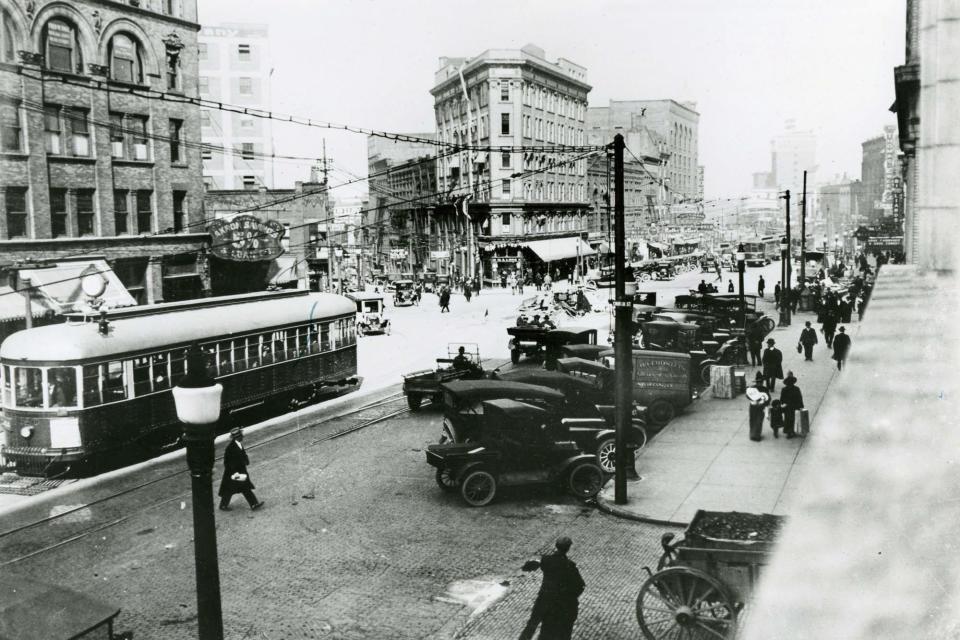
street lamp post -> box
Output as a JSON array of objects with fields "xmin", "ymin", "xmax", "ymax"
[
  {"xmin": 779, "ymin": 237, "xmax": 791, "ymax": 326},
  {"xmin": 735, "ymin": 244, "xmax": 746, "ymax": 330},
  {"xmin": 172, "ymin": 346, "xmax": 225, "ymax": 640}
]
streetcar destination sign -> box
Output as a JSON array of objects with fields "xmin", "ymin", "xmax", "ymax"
[{"xmin": 208, "ymin": 215, "xmax": 286, "ymax": 262}]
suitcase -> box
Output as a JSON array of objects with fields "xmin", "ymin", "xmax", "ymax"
[{"xmin": 797, "ymin": 409, "xmax": 810, "ymax": 436}]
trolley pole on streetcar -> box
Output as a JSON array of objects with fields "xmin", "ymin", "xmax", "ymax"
[
  {"xmin": 612, "ymin": 134, "xmax": 633, "ymax": 505},
  {"xmin": 173, "ymin": 347, "xmax": 225, "ymax": 640}
]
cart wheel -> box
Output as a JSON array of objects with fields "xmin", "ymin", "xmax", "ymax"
[
  {"xmin": 636, "ymin": 566, "xmax": 738, "ymax": 640},
  {"xmin": 460, "ymin": 468, "xmax": 496, "ymax": 506},
  {"xmin": 435, "ymin": 467, "xmax": 457, "ymax": 492},
  {"xmin": 510, "ymin": 349, "xmax": 520, "ymax": 364},
  {"xmin": 566, "ymin": 462, "xmax": 603, "ymax": 499},
  {"xmin": 648, "ymin": 400, "xmax": 676, "ymax": 427},
  {"xmin": 638, "ymin": 272, "xmax": 651, "ymax": 282},
  {"xmin": 406, "ymin": 393, "xmax": 422, "ymax": 412},
  {"xmin": 595, "ymin": 438, "xmax": 616, "ymax": 474}
]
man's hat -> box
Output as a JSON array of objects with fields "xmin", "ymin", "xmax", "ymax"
[
  {"xmin": 230, "ymin": 427, "xmax": 242, "ymax": 438},
  {"xmin": 784, "ymin": 374, "xmax": 797, "ymax": 385},
  {"xmin": 766, "ymin": 338, "xmax": 775, "ymax": 345}
]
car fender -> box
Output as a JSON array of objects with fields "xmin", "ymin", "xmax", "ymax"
[
  {"xmin": 557, "ymin": 453, "xmax": 600, "ymax": 475},
  {"xmin": 592, "ymin": 428, "xmax": 616, "ymax": 443},
  {"xmin": 455, "ymin": 460, "xmax": 496, "ymax": 484},
  {"xmin": 508, "ymin": 338, "xmax": 517, "ymax": 351}
]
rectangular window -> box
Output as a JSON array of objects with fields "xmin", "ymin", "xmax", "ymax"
[
  {"xmin": 50, "ymin": 188, "xmax": 68, "ymax": 237},
  {"xmin": 114, "ymin": 190, "xmax": 128, "ymax": 234},
  {"xmin": 237, "ymin": 44, "xmax": 251, "ymax": 61},
  {"xmin": 238, "ymin": 77, "xmax": 253, "ymax": 95},
  {"xmin": 501, "ymin": 151, "xmax": 511, "ymax": 168},
  {"xmin": 14, "ymin": 367, "xmax": 43, "ymax": 408},
  {"xmin": 501, "ymin": 179, "xmax": 511, "ymax": 198},
  {"xmin": 173, "ymin": 190, "xmax": 186, "ymax": 233},
  {"xmin": 242, "ymin": 176, "xmax": 257, "ymax": 190},
  {"xmin": 47, "ymin": 367, "xmax": 77, "ymax": 408},
  {"xmin": 166, "ymin": 53, "xmax": 179, "ymax": 90},
  {"xmin": 240, "ymin": 117, "xmax": 254, "ymax": 130},
  {"xmin": 1, "ymin": 101, "xmax": 21, "ymax": 152},
  {"xmin": 136, "ymin": 190, "xmax": 152, "ymax": 233},
  {"xmin": 109, "ymin": 114, "xmax": 124, "ymax": 158},
  {"xmin": 44, "ymin": 105, "xmax": 61, "ymax": 154},
  {"xmin": 500, "ymin": 82, "xmax": 509, "ymax": 101},
  {"xmin": 164, "ymin": 0, "xmax": 177, "ymax": 16},
  {"xmin": 76, "ymin": 189, "xmax": 95, "ymax": 236},
  {"xmin": 131, "ymin": 116, "xmax": 149, "ymax": 160},
  {"xmin": 241, "ymin": 142, "xmax": 255, "ymax": 160},
  {"xmin": 5, "ymin": 187, "xmax": 27, "ymax": 238},
  {"xmin": 500, "ymin": 113, "xmax": 510, "ymax": 135},
  {"xmin": 201, "ymin": 148, "xmax": 213, "ymax": 160},
  {"xmin": 168, "ymin": 119, "xmax": 183, "ymax": 163},
  {"xmin": 133, "ymin": 356, "xmax": 151, "ymax": 396},
  {"xmin": 501, "ymin": 212, "xmax": 511, "ymax": 228},
  {"xmin": 102, "ymin": 361, "xmax": 127, "ymax": 402},
  {"xmin": 47, "ymin": 22, "xmax": 75, "ymax": 73}
]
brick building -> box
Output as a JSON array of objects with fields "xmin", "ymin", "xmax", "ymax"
[{"xmin": 0, "ymin": 0, "xmax": 207, "ymax": 315}]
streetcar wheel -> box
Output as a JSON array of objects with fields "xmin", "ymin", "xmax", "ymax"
[
  {"xmin": 567, "ymin": 462, "xmax": 604, "ymax": 499},
  {"xmin": 648, "ymin": 400, "xmax": 676, "ymax": 427},
  {"xmin": 406, "ymin": 393, "xmax": 422, "ymax": 412},
  {"xmin": 595, "ymin": 438, "xmax": 616, "ymax": 474},
  {"xmin": 435, "ymin": 467, "xmax": 457, "ymax": 492},
  {"xmin": 636, "ymin": 566, "xmax": 738, "ymax": 640},
  {"xmin": 510, "ymin": 349, "xmax": 520, "ymax": 364},
  {"xmin": 460, "ymin": 469, "xmax": 496, "ymax": 506}
]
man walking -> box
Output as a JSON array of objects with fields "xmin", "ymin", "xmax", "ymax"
[
  {"xmin": 758, "ymin": 275, "xmax": 766, "ymax": 298},
  {"xmin": 747, "ymin": 323, "xmax": 764, "ymax": 366},
  {"xmin": 799, "ymin": 321, "xmax": 818, "ymax": 361},
  {"xmin": 714, "ymin": 261, "xmax": 722, "ymax": 282},
  {"xmin": 219, "ymin": 428, "xmax": 264, "ymax": 511},
  {"xmin": 774, "ymin": 281, "xmax": 782, "ymax": 309},
  {"xmin": 832, "ymin": 326, "xmax": 851, "ymax": 371},
  {"xmin": 761, "ymin": 338, "xmax": 784, "ymax": 392},
  {"xmin": 779, "ymin": 373, "xmax": 804, "ymax": 439},
  {"xmin": 822, "ymin": 308, "xmax": 837, "ymax": 348},
  {"xmin": 439, "ymin": 286, "xmax": 451, "ymax": 313},
  {"xmin": 519, "ymin": 536, "xmax": 585, "ymax": 640}
]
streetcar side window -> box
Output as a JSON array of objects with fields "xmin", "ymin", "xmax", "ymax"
[
  {"xmin": 133, "ymin": 357, "xmax": 152, "ymax": 396},
  {"xmin": 217, "ymin": 340, "xmax": 233, "ymax": 374},
  {"xmin": 170, "ymin": 349, "xmax": 187, "ymax": 383},
  {"xmin": 104, "ymin": 361, "xmax": 128, "ymax": 401},
  {"xmin": 1, "ymin": 365, "xmax": 11, "ymax": 407},
  {"xmin": 297, "ymin": 325, "xmax": 308, "ymax": 355},
  {"xmin": 83, "ymin": 365, "xmax": 102, "ymax": 407},
  {"xmin": 152, "ymin": 353, "xmax": 170, "ymax": 390},
  {"xmin": 47, "ymin": 367, "xmax": 77, "ymax": 408},
  {"xmin": 346, "ymin": 317, "xmax": 356, "ymax": 345},
  {"xmin": 14, "ymin": 367, "xmax": 43, "ymax": 408},
  {"xmin": 285, "ymin": 329, "xmax": 297, "ymax": 359},
  {"xmin": 247, "ymin": 336, "xmax": 261, "ymax": 368},
  {"xmin": 259, "ymin": 333, "xmax": 274, "ymax": 364},
  {"xmin": 271, "ymin": 330, "xmax": 286, "ymax": 361},
  {"xmin": 320, "ymin": 323, "xmax": 330, "ymax": 351},
  {"xmin": 309, "ymin": 324, "xmax": 320, "ymax": 353},
  {"xmin": 233, "ymin": 338, "xmax": 247, "ymax": 372}
]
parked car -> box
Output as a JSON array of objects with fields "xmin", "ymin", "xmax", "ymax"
[
  {"xmin": 425, "ymin": 399, "xmax": 605, "ymax": 506},
  {"xmin": 346, "ymin": 291, "xmax": 390, "ymax": 336},
  {"xmin": 438, "ymin": 379, "xmax": 564, "ymax": 444},
  {"xmin": 403, "ymin": 344, "xmax": 484, "ymax": 410}
]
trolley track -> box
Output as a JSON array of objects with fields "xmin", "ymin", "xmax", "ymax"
[{"xmin": 0, "ymin": 391, "xmax": 417, "ymax": 566}]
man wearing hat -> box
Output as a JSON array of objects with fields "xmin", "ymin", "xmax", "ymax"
[
  {"xmin": 218, "ymin": 427, "xmax": 264, "ymax": 511},
  {"xmin": 779, "ymin": 372, "xmax": 804, "ymax": 438},
  {"xmin": 761, "ymin": 338, "xmax": 784, "ymax": 392},
  {"xmin": 519, "ymin": 536, "xmax": 585, "ymax": 640},
  {"xmin": 832, "ymin": 325, "xmax": 852, "ymax": 370}
]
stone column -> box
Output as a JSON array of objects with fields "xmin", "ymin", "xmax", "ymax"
[{"xmin": 145, "ymin": 256, "xmax": 164, "ymax": 304}]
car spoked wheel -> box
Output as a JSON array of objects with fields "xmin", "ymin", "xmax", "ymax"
[
  {"xmin": 648, "ymin": 400, "xmax": 676, "ymax": 427},
  {"xmin": 567, "ymin": 462, "xmax": 603, "ymax": 499},
  {"xmin": 435, "ymin": 467, "xmax": 457, "ymax": 492},
  {"xmin": 460, "ymin": 469, "xmax": 496, "ymax": 506},
  {"xmin": 595, "ymin": 438, "xmax": 616, "ymax": 474}
]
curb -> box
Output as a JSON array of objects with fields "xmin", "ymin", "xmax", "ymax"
[{"xmin": 594, "ymin": 490, "xmax": 687, "ymax": 528}]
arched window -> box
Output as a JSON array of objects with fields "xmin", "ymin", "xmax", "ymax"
[
  {"xmin": 1, "ymin": 10, "xmax": 17, "ymax": 63},
  {"xmin": 43, "ymin": 19, "xmax": 81, "ymax": 73},
  {"xmin": 108, "ymin": 33, "xmax": 142, "ymax": 83}
]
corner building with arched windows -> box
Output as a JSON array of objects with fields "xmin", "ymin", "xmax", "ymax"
[{"xmin": 0, "ymin": 0, "xmax": 209, "ymax": 315}]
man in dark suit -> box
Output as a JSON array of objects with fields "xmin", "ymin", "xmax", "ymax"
[
  {"xmin": 218, "ymin": 427, "xmax": 263, "ymax": 511},
  {"xmin": 780, "ymin": 373, "xmax": 804, "ymax": 438},
  {"xmin": 761, "ymin": 338, "xmax": 784, "ymax": 392},
  {"xmin": 799, "ymin": 321, "xmax": 819, "ymax": 361},
  {"xmin": 519, "ymin": 536, "xmax": 585, "ymax": 640},
  {"xmin": 833, "ymin": 326, "xmax": 852, "ymax": 371}
]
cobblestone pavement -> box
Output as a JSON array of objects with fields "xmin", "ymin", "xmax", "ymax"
[{"xmin": 3, "ymin": 399, "xmax": 675, "ymax": 639}]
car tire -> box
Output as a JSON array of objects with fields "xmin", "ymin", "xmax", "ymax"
[
  {"xmin": 699, "ymin": 360, "xmax": 717, "ymax": 386},
  {"xmin": 406, "ymin": 393, "xmax": 422, "ymax": 412},
  {"xmin": 460, "ymin": 468, "xmax": 496, "ymax": 507},
  {"xmin": 510, "ymin": 349, "xmax": 520, "ymax": 364},
  {"xmin": 435, "ymin": 467, "xmax": 457, "ymax": 492},
  {"xmin": 631, "ymin": 423, "xmax": 649, "ymax": 450},
  {"xmin": 648, "ymin": 399, "xmax": 676, "ymax": 427},
  {"xmin": 595, "ymin": 437, "xmax": 616, "ymax": 474},
  {"xmin": 567, "ymin": 462, "xmax": 604, "ymax": 499}
]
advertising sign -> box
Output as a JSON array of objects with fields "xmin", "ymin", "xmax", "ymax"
[
  {"xmin": 430, "ymin": 250, "xmax": 450, "ymax": 259},
  {"xmin": 389, "ymin": 249, "xmax": 408, "ymax": 260},
  {"xmin": 208, "ymin": 215, "xmax": 286, "ymax": 262}
]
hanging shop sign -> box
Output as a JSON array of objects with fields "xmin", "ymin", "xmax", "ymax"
[
  {"xmin": 208, "ymin": 215, "xmax": 286, "ymax": 262},
  {"xmin": 430, "ymin": 250, "xmax": 450, "ymax": 260},
  {"xmin": 389, "ymin": 249, "xmax": 408, "ymax": 260}
]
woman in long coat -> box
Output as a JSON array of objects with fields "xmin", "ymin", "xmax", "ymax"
[{"xmin": 745, "ymin": 374, "xmax": 771, "ymax": 442}]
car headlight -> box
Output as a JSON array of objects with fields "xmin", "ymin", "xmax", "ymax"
[{"xmin": 19, "ymin": 426, "xmax": 33, "ymax": 439}]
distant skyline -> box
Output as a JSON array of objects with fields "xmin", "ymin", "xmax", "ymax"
[{"xmin": 197, "ymin": 0, "xmax": 904, "ymax": 201}]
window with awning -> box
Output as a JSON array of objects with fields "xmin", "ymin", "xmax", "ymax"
[{"xmin": 525, "ymin": 237, "xmax": 595, "ymax": 262}]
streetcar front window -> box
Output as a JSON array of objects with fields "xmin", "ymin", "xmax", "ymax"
[
  {"xmin": 47, "ymin": 367, "xmax": 77, "ymax": 408},
  {"xmin": 83, "ymin": 364, "xmax": 102, "ymax": 406},
  {"xmin": 14, "ymin": 367, "xmax": 43, "ymax": 408}
]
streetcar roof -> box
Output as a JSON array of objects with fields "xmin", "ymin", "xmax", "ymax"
[{"xmin": 0, "ymin": 292, "xmax": 354, "ymax": 363}]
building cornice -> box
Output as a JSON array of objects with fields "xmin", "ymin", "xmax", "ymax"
[
  {"xmin": 431, "ymin": 55, "xmax": 591, "ymax": 97},
  {"xmin": 84, "ymin": 0, "xmax": 201, "ymax": 31}
]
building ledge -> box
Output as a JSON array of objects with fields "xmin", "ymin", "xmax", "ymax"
[{"xmin": 742, "ymin": 265, "xmax": 960, "ymax": 640}]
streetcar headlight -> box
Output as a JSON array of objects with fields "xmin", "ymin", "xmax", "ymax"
[{"xmin": 19, "ymin": 426, "xmax": 33, "ymax": 439}]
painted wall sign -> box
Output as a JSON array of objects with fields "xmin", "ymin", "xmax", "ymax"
[{"xmin": 208, "ymin": 215, "xmax": 285, "ymax": 262}]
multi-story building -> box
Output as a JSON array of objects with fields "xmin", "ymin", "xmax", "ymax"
[
  {"xmin": 817, "ymin": 175, "xmax": 861, "ymax": 251},
  {"xmin": 696, "ymin": 165, "xmax": 704, "ymax": 202},
  {"xmin": 771, "ymin": 120, "xmax": 816, "ymax": 197},
  {"xmin": 198, "ymin": 23, "xmax": 274, "ymax": 190},
  {"xmin": 431, "ymin": 44, "xmax": 593, "ymax": 284},
  {"xmin": 587, "ymin": 99, "xmax": 700, "ymax": 202},
  {"xmin": 0, "ymin": 0, "xmax": 208, "ymax": 314},
  {"xmin": 860, "ymin": 126, "xmax": 902, "ymax": 231}
]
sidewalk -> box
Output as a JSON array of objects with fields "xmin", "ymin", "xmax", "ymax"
[{"xmin": 598, "ymin": 304, "xmax": 852, "ymax": 526}]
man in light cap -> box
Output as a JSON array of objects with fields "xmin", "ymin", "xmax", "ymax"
[
  {"xmin": 519, "ymin": 536, "xmax": 585, "ymax": 640},
  {"xmin": 218, "ymin": 427, "xmax": 264, "ymax": 511}
]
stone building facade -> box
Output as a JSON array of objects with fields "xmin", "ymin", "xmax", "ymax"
[{"xmin": 0, "ymin": 0, "xmax": 206, "ymax": 308}]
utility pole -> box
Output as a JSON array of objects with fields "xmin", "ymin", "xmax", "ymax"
[
  {"xmin": 457, "ymin": 66, "xmax": 476, "ymax": 282},
  {"xmin": 779, "ymin": 190, "xmax": 792, "ymax": 326},
  {"xmin": 612, "ymin": 134, "xmax": 633, "ymax": 505},
  {"xmin": 606, "ymin": 151, "xmax": 613, "ymax": 260},
  {"xmin": 800, "ymin": 170, "xmax": 807, "ymax": 285}
]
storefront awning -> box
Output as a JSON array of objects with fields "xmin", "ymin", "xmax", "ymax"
[
  {"xmin": 647, "ymin": 242, "xmax": 669, "ymax": 251},
  {"xmin": 0, "ymin": 286, "xmax": 57, "ymax": 323},
  {"xmin": 15, "ymin": 260, "xmax": 136, "ymax": 316},
  {"xmin": 526, "ymin": 237, "xmax": 595, "ymax": 262},
  {"xmin": 267, "ymin": 256, "xmax": 301, "ymax": 285}
]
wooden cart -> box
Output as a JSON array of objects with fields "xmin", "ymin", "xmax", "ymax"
[{"xmin": 636, "ymin": 510, "xmax": 785, "ymax": 639}]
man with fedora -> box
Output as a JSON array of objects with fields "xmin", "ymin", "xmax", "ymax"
[
  {"xmin": 779, "ymin": 372, "xmax": 804, "ymax": 438},
  {"xmin": 218, "ymin": 427, "xmax": 264, "ymax": 511},
  {"xmin": 799, "ymin": 321, "xmax": 818, "ymax": 361},
  {"xmin": 519, "ymin": 536, "xmax": 585, "ymax": 640},
  {"xmin": 833, "ymin": 325, "xmax": 852, "ymax": 371},
  {"xmin": 761, "ymin": 338, "xmax": 784, "ymax": 392}
]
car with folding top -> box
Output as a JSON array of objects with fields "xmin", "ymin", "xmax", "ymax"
[
  {"xmin": 425, "ymin": 398, "xmax": 605, "ymax": 507},
  {"xmin": 346, "ymin": 291, "xmax": 391, "ymax": 336},
  {"xmin": 402, "ymin": 344, "xmax": 484, "ymax": 410},
  {"xmin": 507, "ymin": 326, "xmax": 597, "ymax": 368}
]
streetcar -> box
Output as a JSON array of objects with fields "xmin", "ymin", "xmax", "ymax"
[
  {"xmin": 0, "ymin": 290, "xmax": 359, "ymax": 477},
  {"xmin": 740, "ymin": 236, "xmax": 779, "ymax": 266}
]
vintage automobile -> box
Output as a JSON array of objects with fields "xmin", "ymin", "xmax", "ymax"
[
  {"xmin": 421, "ymin": 271, "xmax": 438, "ymax": 293},
  {"xmin": 346, "ymin": 291, "xmax": 390, "ymax": 336},
  {"xmin": 403, "ymin": 344, "xmax": 484, "ymax": 410},
  {"xmin": 637, "ymin": 320, "xmax": 743, "ymax": 385},
  {"xmin": 560, "ymin": 343, "xmax": 610, "ymax": 362},
  {"xmin": 425, "ymin": 399, "xmax": 605, "ymax": 506},
  {"xmin": 541, "ymin": 328, "xmax": 598, "ymax": 370},
  {"xmin": 392, "ymin": 279, "xmax": 417, "ymax": 306},
  {"xmin": 491, "ymin": 368, "xmax": 647, "ymax": 473},
  {"xmin": 438, "ymin": 379, "xmax": 564, "ymax": 443},
  {"xmin": 508, "ymin": 324, "xmax": 598, "ymax": 367}
]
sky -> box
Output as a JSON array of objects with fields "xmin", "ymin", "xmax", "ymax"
[{"xmin": 197, "ymin": 0, "xmax": 905, "ymax": 201}]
